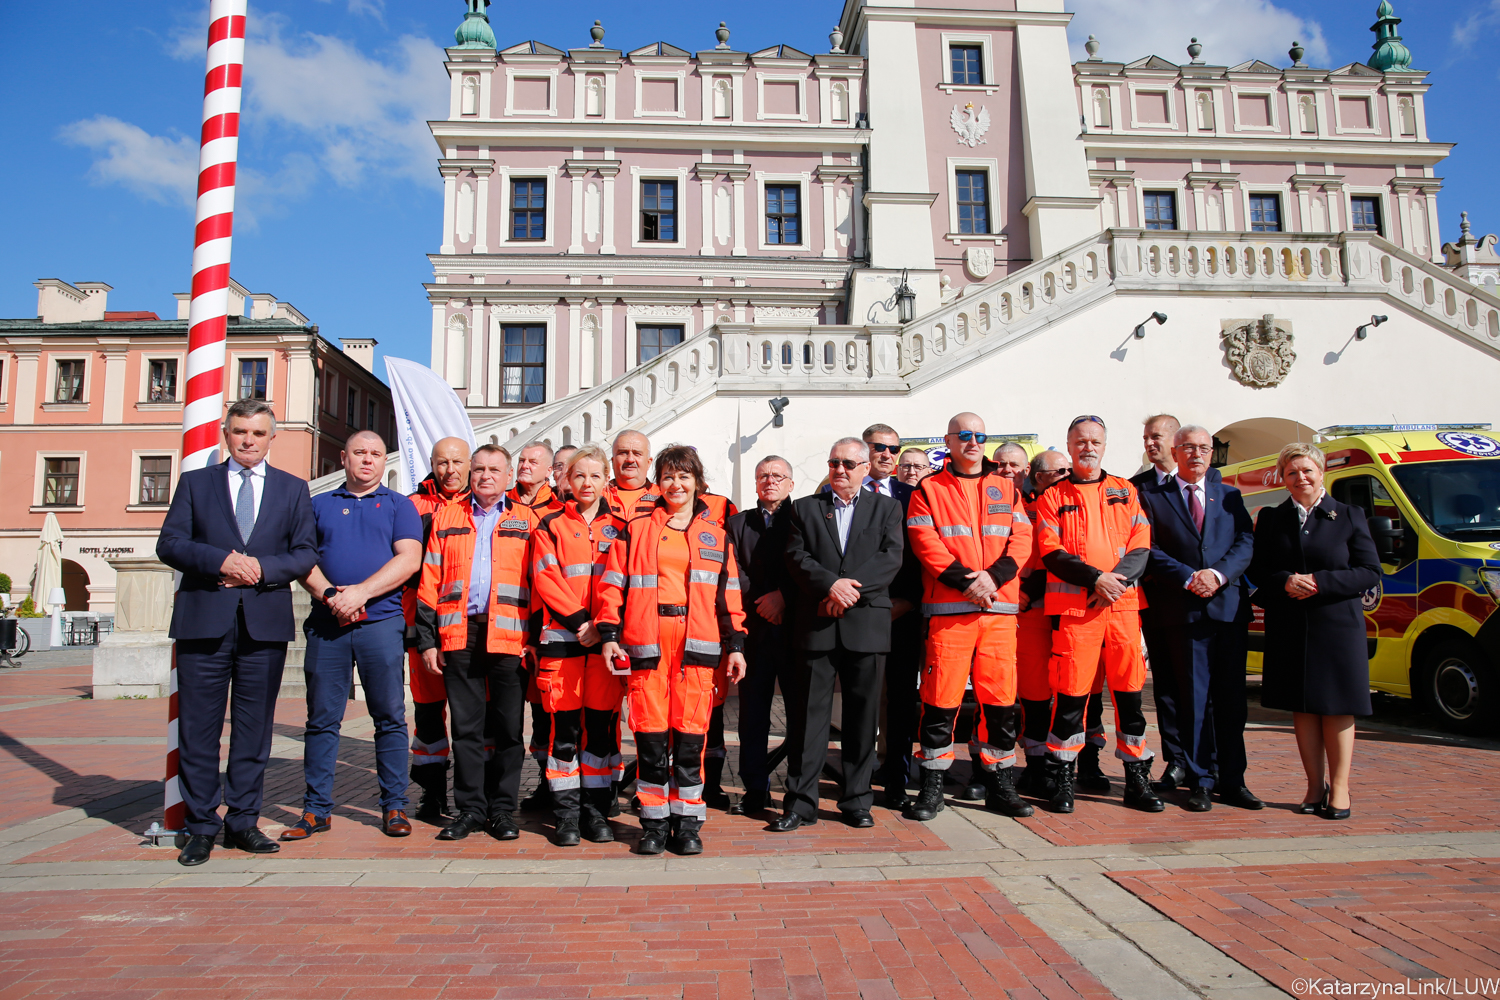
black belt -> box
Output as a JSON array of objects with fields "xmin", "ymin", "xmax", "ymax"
[{"xmin": 657, "ymin": 604, "xmax": 688, "ymax": 617}]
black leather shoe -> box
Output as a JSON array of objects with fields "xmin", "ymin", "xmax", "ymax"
[
  {"xmin": 1298, "ymin": 782, "xmax": 1329, "ymax": 815},
  {"xmin": 669, "ymin": 832, "xmax": 703, "ymax": 855},
  {"xmin": 841, "ymin": 809, "xmax": 875, "ymax": 828},
  {"xmin": 732, "ymin": 789, "xmax": 770, "ymax": 816},
  {"xmin": 882, "ymin": 784, "xmax": 911, "ymax": 812},
  {"xmin": 1320, "ymin": 793, "xmax": 1351, "ymax": 821},
  {"xmin": 768, "ymin": 811, "xmax": 815, "ymax": 832},
  {"xmin": 551, "ymin": 819, "xmax": 581, "ymax": 847},
  {"xmin": 224, "ymin": 826, "xmax": 280, "ymax": 854},
  {"xmin": 637, "ymin": 828, "xmax": 668, "ymax": 855},
  {"xmin": 178, "ymin": 833, "xmax": 215, "ymax": 867},
  {"xmin": 1218, "ymin": 786, "xmax": 1265, "ymax": 810},
  {"xmin": 487, "ymin": 812, "xmax": 520, "ymax": 841},
  {"xmin": 436, "ymin": 812, "xmax": 487, "ymax": 841},
  {"xmin": 1184, "ymin": 787, "xmax": 1213, "ymax": 812},
  {"xmin": 1152, "ymin": 764, "xmax": 1188, "ymax": 793}
]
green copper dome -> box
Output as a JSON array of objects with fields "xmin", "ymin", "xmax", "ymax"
[
  {"xmin": 454, "ymin": 0, "xmax": 495, "ymax": 50},
  {"xmin": 1369, "ymin": 0, "xmax": 1412, "ymax": 72}
]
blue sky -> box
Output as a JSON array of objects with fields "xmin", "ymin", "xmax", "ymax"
[{"xmin": 0, "ymin": 0, "xmax": 1492, "ymax": 374}]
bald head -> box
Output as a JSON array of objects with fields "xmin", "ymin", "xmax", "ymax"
[
  {"xmin": 947, "ymin": 412, "xmax": 984, "ymax": 435},
  {"xmin": 429, "ymin": 436, "xmax": 471, "ymax": 498},
  {"xmin": 341, "ymin": 430, "xmax": 387, "ymax": 493},
  {"xmin": 612, "ymin": 430, "xmax": 652, "ymax": 489},
  {"xmin": 944, "ymin": 411, "xmax": 986, "ymax": 475}
]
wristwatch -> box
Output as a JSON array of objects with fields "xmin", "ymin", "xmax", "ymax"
[{"xmin": 323, "ymin": 587, "xmax": 338, "ymax": 602}]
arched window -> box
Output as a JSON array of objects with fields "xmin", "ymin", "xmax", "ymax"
[
  {"xmin": 461, "ymin": 76, "xmax": 480, "ymax": 116},
  {"xmin": 830, "ymin": 81, "xmax": 849, "ymax": 123},
  {"xmin": 1092, "ymin": 88, "xmax": 1111, "ymax": 128},
  {"xmin": 713, "ymin": 78, "xmax": 732, "ymax": 120}
]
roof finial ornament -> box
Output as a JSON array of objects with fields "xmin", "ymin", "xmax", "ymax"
[
  {"xmin": 589, "ymin": 20, "xmax": 605, "ymax": 47},
  {"xmin": 1084, "ymin": 34, "xmax": 1101, "ymax": 60},
  {"xmin": 1369, "ymin": 1, "xmax": 1412, "ymax": 72},
  {"xmin": 1462, "ymin": 211, "xmax": 1473, "ymax": 240},
  {"xmin": 715, "ymin": 22, "xmax": 731, "ymax": 50},
  {"xmin": 829, "ymin": 25, "xmax": 845, "ymax": 54},
  {"xmin": 1186, "ymin": 37, "xmax": 1202, "ymax": 64},
  {"xmin": 1289, "ymin": 40, "xmax": 1306, "ymax": 66},
  {"xmin": 453, "ymin": 0, "xmax": 495, "ymax": 50}
]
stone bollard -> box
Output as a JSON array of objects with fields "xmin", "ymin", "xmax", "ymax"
[{"xmin": 92, "ymin": 558, "xmax": 176, "ymax": 699}]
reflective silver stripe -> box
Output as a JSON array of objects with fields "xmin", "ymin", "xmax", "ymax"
[
  {"xmin": 669, "ymin": 800, "xmax": 708, "ymax": 819},
  {"xmin": 629, "ymin": 574, "xmax": 659, "ymax": 589},
  {"xmin": 602, "ymin": 570, "xmax": 626, "ymax": 587},
  {"xmin": 689, "ymin": 569, "xmax": 719, "ymax": 586},
  {"xmin": 541, "ymin": 629, "xmax": 578, "ymax": 644},
  {"xmin": 423, "ymin": 550, "xmax": 442, "ymax": 566},
  {"xmin": 1046, "ymin": 580, "xmax": 1085, "ymax": 594},
  {"xmin": 921, "ymin": 600, "xmax": 1019, "ymax": 615},
  {"xmin": 917, "ymin": 742, "xmax": 955, "ymax": 760},
  {"xmin": 684, "ymin": 638, "xmax": 721, "ymax": 656},
  {"xmin": 1117, "ymin": 546, "xmax": 1126, "ymax": 558},
  {"xmin": 437, "ymin": 612, "xmax": 464, "ymax": 627},
  {"xmin": 990, "ymin": 601, "xmax": 1019, "ymax": 614},
  {"xmin": 534, "ymin": 553, "xmax": 559, "ymax": 572},
  {"xmin": 907, "ymin": 515, "xmax": 934, "ymax": 527},
  {"xmin": 1038, "ymin": 519, "xmax": 1058, "ymax": 533},
  {"xmin": 1117, "ymin": 732, "xmax": 1149, "ymax": 746},
  {"xmin": 492, "ymin": 615, "xmax": 526, "ymax": 633},
  {"xmin": 725, "ymin": 576, "xmax": 740, "ymax": 591},
  {"xmin": 623, "ymin": 643, "xmax": 660, "ymax": 657},
  {"xmin": 563, "ymin": 562, "xmax": 597, "ymax": 578},
  {"xmin": 440, "ymin": 584, "xmax": 463, "ymax": 603},
  {"xmin": 495, "ymin": 583, "xmax": 529, "ymax": 602},
  {"xmin": 981, "ymin": 525, "xmax": 1011, "ymax": 537},
  {"xmin": 1012, "ymin": 510, "xmax": 1031, "ymax": 525},
  {"xmin": 1132, "ymin": 515, "xmax": 1150, "ymax": 526},
  {"xmin": 938, "ymin": 524, "xmax": 973, "ymax": 537}
]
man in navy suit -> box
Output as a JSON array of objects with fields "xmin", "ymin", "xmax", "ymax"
[
  {"xmin": 157, "ymin": 398, "xmax": 318, "ymax": 865},
  {"xmin": 1138, "ymin": 424, "xmax": 1262, "ymax": 811}
]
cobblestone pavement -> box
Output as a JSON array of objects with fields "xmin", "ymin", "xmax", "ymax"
[{"xmin": 0, "ymin": 662, "xmax": 1496, "ymax": 999}]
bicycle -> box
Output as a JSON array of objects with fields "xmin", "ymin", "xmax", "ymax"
[{"xmin": 0, "ymin": 617, "xmax": 29, "ymax": 667}]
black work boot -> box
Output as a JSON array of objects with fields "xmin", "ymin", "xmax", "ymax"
[
  {"xmin": 410, "ymin": 763, "xmax": 449, "ymax": 822},
  {"xmin": 702, "ymin": 756, "xmax": 731, "ymax": 809},
  {"xmin": 637, "ymin": 817, "xmax": 669, "ymax": 855},
  {"xmin": 551, "ymin": 786, "xmax": 582, "ymax": 846},
  {"xmin": 1076, "ymin": 743, "xmax": 1111, "ymax": 794},
  {"xmin": 1017, "ymin": 755, "xmax": 1054, "ymax": 799},
  {"xmin": 608, "ymin": 779, "xmax": 623, "ymax": 817},
  {"xmin": 519, "ymin": 760, "xmax": 552, "ymax": 812},
  {"xmin": 983, "ymin": 766, "xmax": 1034, "ymax": 818},
  {"xmin": 580, "ymin": 787, "xmax": 614, "ymax": 843},
  {"xmin": 904, "ymin": 767, "xmax": 946, "ymax": 822},
  {"xmin": 1045, "ymin": 759, "xmax": 1075, "ymax": 814},
  {"xmin": 1123, "ymin": 760, "xmax": 1166, "ymax": 813},
  {"xmin": 669, "ymin": 817, "xmax": 703, "ymax": 856}
]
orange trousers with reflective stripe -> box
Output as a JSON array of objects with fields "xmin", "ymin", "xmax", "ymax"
[
  {"xmin": 1048, "ymin": 606, "xmax": 1146, "ymax": 697},
  {"xmin": 409, "ymin": 647, "xmax": 446, "ymax": 703},
  {"xmin": 1016, "ymin": 610, "xmax": 1053, "ymax": 703},
  {"xmin": 918, "ymin": 613, "xmax": 1018, "ymax": 768},
  {"xmin": 627, "ymin": 614, "xmax": 714, "ymax": 823}
]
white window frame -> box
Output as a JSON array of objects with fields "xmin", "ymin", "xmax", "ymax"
[
  {"xmin": 46, "ymin": 354, "xmax": 91, "ymax": 405},
  {"xmin": 229, "ymin": 352, "xmax": 276, "ymax": 404},
  {"xmin": 1243, "ymin": 184, "xmax": 1294, "ymax": 233},
  {"xmin": 1332, "ymin": 90, "xmax": 1380, "ymax": 135},
  {"xmin": 756, "ymin": 172, "xmax": 813, "ymax": 252},
  {"xmin": 1229, "ymin": 87, "xmax": 1280, "ymax": 133},
  {"xmin": 1344, "ymin": 186, "xmax": 1393, "ymax": 238},
  {"xmin": 1126, "ymin": 83, "xmax": 1180, "ymax": 131},
  {"xmin": 939, "ymin": 33, "xmax": 998, "ymax": 95},
  {"xmin": 491, "ymin": 315, "xmax": 555, "ymax": 408},
  {"xmin": 630, "ymin": 166, "xmax": 690, "ymax": 250},
  {"xmin": 634, "ymin": 71, "xmax": 687, "ymax": 119},
  {"xmin": 1137, "ymin": 182, "xmax": 1189, "ymax": 232},
  {"xmin": 138, "ymin": 353, "xmax": 185, "ymax": 405},
  {"xmin": 820, "ymin": 77, "xmax": 854, "ymax": 125},
  {"xmin": 624, "ymin": 313, "xmax": 697, "ymax": 370},
  {"xmin": 699, "ymin": 70, "xmax": 745, "ymax": 124},
  {"xmin": 755, "ymin": 74, "xmax": 808, "ymax": 122},
  {"xmin": 944, "ymin": 157, "xmax": 1003, "ymax": 242},
  {"xmin": 504, "ymin": 69, "xmax": 559, "ymax": 117},
  {"xmin": 34, "ymin": 450, "xmax": 86, "ymax": 511},
  {"xmin": 127, "ymin": 449, "xmax": 180, "ymax": 511},
  {"xmin": 498, "ymin": 166, "xmax": 558, "ymax": 248}
]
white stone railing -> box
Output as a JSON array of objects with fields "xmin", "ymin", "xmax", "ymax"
[{"xmin": 1343, "ymin": 232, "xmax": 1500, "ymax": 348}]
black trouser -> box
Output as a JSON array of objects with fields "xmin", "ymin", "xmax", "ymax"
[
  {"xmin": 1049, "ymin": 690, "xmax": 1147, "ymax": 763},
  {"xmin": 411, "ymin": 700, "xmax": 449, "ymax": 767},
  {"xmin": 879, "ymin": 613, "xmax": 923, "ymax": 785},
  {"xmin": 441, "ymin": 616, "xmax": 526, "ymax": 819},
  {"xmin": 1142, "ymin": 619, "xmax": 1183, "ymax": 769},
  {"xmin": 1157, "ymin": 619, "xmax": 1249, "ymax": 789},
  {"xmin": 783, "ymin": 647, "xmax": 884, "ymax": 819},
  {"xmin": 737, "ymin": 623, "xmax": 793, "ymax": 795}
]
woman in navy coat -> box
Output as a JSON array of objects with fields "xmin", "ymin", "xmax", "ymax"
[{"xmin": 1249, "ymin": 442, "xmax": 1381, "ymax": 821}]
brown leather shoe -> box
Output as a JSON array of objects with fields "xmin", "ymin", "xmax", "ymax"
[
  {"xmin": 382, "ymin": 809, "xmax": 412, "ymax": 837},
  {"xmin": 278, "ymin": 812, "xmax": 331, "ymax": 841}
]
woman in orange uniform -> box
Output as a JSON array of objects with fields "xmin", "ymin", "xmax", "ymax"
[
  {"xmin": 598, "ymin": 445, "xmax": 747, "ymax": 856},
  {"xmin": 529, "ymin": 446, "xmax": 629, "ymax": 845}
]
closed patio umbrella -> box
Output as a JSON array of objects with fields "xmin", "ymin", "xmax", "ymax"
[{"xmin": 32, "ymin": 513, "xmax": 63, "ymax": 614}]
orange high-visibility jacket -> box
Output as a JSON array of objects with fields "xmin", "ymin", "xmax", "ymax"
[
  {"xmin": 402, "ymin": 478, "xmax": 472, "ymax": 636},
  {"xmin": 906, "ymin": 461, "xmax": 1033, "ymax": 616},
  {"xmin": 1017, "ymin": 485, "xmax": 1049, "ymax": 613},
  {"xmin": 595, "ymin": 499, "xmax": 747, "ymax": 670},
  {"xmin": 605, "ymin": 480, "xmax": 661, "ymax": 520},
  {"xmin": 507, "ymin": 482, "xmax": 564, "ymax": 517},
  {"xmin": 415, "ymin": 497, "xmax": 539, "ymax": 654},
  {"xmin": 531, "ymin": 503, "xmax": 628, "ymax": 658},
  {"xmin": 1032, "ymin": 473, "xmax": 1151, "ymax": 616}
]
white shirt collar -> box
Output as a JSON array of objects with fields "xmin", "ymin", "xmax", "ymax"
[
  {"xmin": 1292, "ymin": 489, "xmax": 1326, "ymax": 519},
  {"xmin": 1155, "ymin": 466, "xmax": 1175, "ymax": 484},
  {"xmin": 229, "ymin": 458, "xmax": 267, "ymax": 478},
  {"xmin": 1174, "ymin": 473, "xmax": 1206, "ymax": 492}
]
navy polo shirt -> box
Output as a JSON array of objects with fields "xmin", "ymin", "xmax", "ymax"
[{"xmin": 309, "ymin": 482, "xmax": 422, "ymax": 625}]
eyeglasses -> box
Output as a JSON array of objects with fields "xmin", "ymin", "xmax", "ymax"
[
  {"xmin": 867, "ymin": 442, "xmax": 899, "ymax": 454},
  {"xmin": 828, "ymin": 458, "xmax": 866, "ymax": 471},
  {"xmin": 898, "ymin": 462, "xmax": 930, "ymax": 472},
  {"xmin": 1176, "ymin": 444, "xmax": 1213, "ymax": 455},
  {"xmin": 1040, "ymin": 467, "xmax": 1071, "ymax": 478},
  {"xmin": 755, "ymin": 473, "xmax": 789, "ymax": 483},
  {"xmin": 948, "ymin": 430, "xmax": 988, "ymax": 444},
  {"xmin": 1069, "ymin": 415, "xmax": 1107, "ymax": 431}
]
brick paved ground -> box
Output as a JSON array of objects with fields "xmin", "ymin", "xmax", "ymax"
[{"xmin": 1111, "ymin": 858, "xmax": 1500, "ymax": 998}]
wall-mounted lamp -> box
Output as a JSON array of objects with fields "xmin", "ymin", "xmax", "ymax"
[
  {"xmin": 855, "ymin": 112, "xmax": 869, "ymax": 129},
  {"xmin": 768, "ymin": 396, "xmax": 790, "ymax": 428},
  {"xmin": 895, "ymin": 269, "xmax": 916, "ymax": 324},
  {"xmin": 1133, "ymin": 311, "xmax": 1168, "ymax": 339},
  {"xmin": 1355, "ymin": 314, "xmax": 1389, "ymax": 340}
]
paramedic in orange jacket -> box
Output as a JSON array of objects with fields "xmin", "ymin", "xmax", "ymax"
[
  {"xmin": 403, "ymin": 437, "xmax": 472, "ymax": 822},
  {"xmin": 1032, "ymin": 416, "xmax": 1164, "ymax": 815},
  {"xmin": 415, "ymin": 444, "xmax": 537, "ymax": 843},
  {"xmin": 904, "ymin": 413, "xmax": 1035, "ymax": 821},
  {"xmin": 598, "ymin": 445, "xmax": 748, "ymax": 857},
  {"xmin": 529, "ymin": 445, "xmax": 629, "ymax": 846}
]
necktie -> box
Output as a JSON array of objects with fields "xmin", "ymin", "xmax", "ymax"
[
  {"xmin": 236, "ymin": 468, "xmax": 256, "ymax": 543},
  {"xmin": 1187, "ymin": 485, "xmax": 1204, "ymax": 533}
]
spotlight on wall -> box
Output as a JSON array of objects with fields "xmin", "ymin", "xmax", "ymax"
[
  {"xmin": 1133, "ymin": 311, "xmax": 1168, "ymax": 339},
  {"xmin": 1355, "ymin": 314, "xmax": 1389, "ymax": 340},
  {"xmin": 769, "ymin": 396, "xmax": 790, "ymax": 428}
]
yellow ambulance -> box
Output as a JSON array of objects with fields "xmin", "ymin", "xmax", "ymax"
[{"xmin": 1219, "ymin": 424, "xmax": 1500, "ymax": 734}]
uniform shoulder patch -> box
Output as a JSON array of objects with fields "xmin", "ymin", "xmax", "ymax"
[
  {"xmin": 602, "ymin": 525, "xmax": 620, "ymax": 539},
  {"xmin": 986, "ymin": 485, "xmax": 1003, "ymax": 501},
  {"xmin": 698, "ymin": 531, "xmax": 718, "ymax": 546}
]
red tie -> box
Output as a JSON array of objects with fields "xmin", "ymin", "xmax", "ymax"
[{"xmin": 1187, "ymin": 485, "xmax": 1204, "ymax": 533}]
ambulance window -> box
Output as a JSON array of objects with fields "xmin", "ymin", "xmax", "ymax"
[
  {"xmin": 1243, "ymin": 489, "xmax": 1287, "ymax": 526},
  {"xmin": 1332, "ymin": 474, "xmax": 1409, "ymax": 561}
]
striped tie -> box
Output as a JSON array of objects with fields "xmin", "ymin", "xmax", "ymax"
[{"xmin": 235, "ymin": 468, "xmax": 256, "ymax": 543}]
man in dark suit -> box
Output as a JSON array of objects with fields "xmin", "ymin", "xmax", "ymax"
[
  {"xmin": 773, "ymin": 437, "xmax": 905, "ymax": 830},
  {"xmin": 156, "ymin": 399, "xmax": 319, "ymax": 865},
  {"xmin": 725, "ymin": 456, "xmax": 797, "ymax": 815},
  {"xmin": 1138, "ymin": 424, "xmax": 1262, "ymax": 811}
]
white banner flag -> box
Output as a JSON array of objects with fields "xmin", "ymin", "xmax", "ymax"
[{"xmin": 385, "ymin": 357, "xmax": 476, "ymax": 495}]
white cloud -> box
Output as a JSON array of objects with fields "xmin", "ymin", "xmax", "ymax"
[
  {"xmin": 58, "ymin": 116, "xmax": 199, "ymax": 208},
  {"xmin": 1453, "ymin": 0, "xmax": 1500, "ymax": 50},
  {"xmin": 1067, "ymin": 0, "xmax": 1329, "ymax": 69}
]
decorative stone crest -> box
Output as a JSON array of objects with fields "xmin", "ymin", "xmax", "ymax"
[
  {"xmin": 1221, "ymin": 314, "xmax": 1296, "ymax": 388},
  {"xmin": 626, "ymin": 303, "xmax": 693, "ymax": 318},
  {"xmin": 964, "ymin": 246, "xmax": 995, "ymax": 279},
  {"xmin": 754, "ymin": 305, "xmax": 819, "ymax": 322},
  {"xmin": 950, "ymin": 103, "xmax": 990, "ymax": 147}
]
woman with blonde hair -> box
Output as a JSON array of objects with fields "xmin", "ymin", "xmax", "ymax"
[{"xmin": 1249, "ymin": 442, "xmax": 1381, "ymax": 820}]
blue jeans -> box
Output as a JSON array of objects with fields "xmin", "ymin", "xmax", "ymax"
[{"xmin": 302, "ymin": 613, "xmax": 409, "ymax": 815}]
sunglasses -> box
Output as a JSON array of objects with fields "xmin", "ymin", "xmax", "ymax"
[
  {"xmin": 1069, "ymin": 414, "xmax": 1107, "ymax": 431},
  {"xmin": 948, "ymin": 430, "xmax": 988, "ymax": 444},
  {"xmin": 1041, "ymin": 467, "xmax": 1071, "ymax": 478},
  {"xmin": 867, "ymin": 442, "xmax": 899, "ymax": 454},
  {"xmin": 828, "ymin": 458, "xmax": 866, "ymax": 471}
]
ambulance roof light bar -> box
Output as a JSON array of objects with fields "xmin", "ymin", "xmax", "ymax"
[{"xmin": 1316, "ymin": 423, "xmax": 1492, "ymax": 440}]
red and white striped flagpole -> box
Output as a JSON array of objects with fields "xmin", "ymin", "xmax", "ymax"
[{"xmin": 153, "ymin": 0, "xmax": 248, "ymax": 843}]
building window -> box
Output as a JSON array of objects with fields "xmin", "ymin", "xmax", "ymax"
[
  {"xmin": 501, "ymin": 325, "xmax": 546, "ymax": 405},
  {"xmin": 346, "ymin": 387, "xmax": 357, "ymax": 426},
  {"xmin": 54, "ymin": 360, "xmax": 84, "ymax": 402},
  {"xmin": 1351, "ymin": 196, "xmax": 1382, "ymax": 234},
  {"xmin": 641, "ymin": 181, "xmax": 676, "ymax": 241},
  {"xmin": 138, "ymin": 457, "xmax": 172, "ymax": 505},
  {"xmin": 1248, "ymin": 195, "xmax": 1282, "ymax": 233},
  {"xmin": 43, "ymin": 458, "xmax": 79, "ymax": 506},
  {"xmin": 367, "ymin": 399, "xmax": 376, "ymax": 431},
  {"xmin": 637, "ymin": 325, "xmax": 684, "ymax": 364},
  {"xmin": 950, "ymin": 44, "xmax": 983, "ymax": 86},
  {"xmin": 765, "ymin": 184, "xmax": 801, "ymax": 245},
  {"xmin": 238, "ymin": 359, "xmax": 268, "ymax": 400},
  {"xmin": 955, "ymin": 170, "xmax": 990, "ymax": 234},
  {"xmin": 511, "ymin": 180, "xmax": 546, "ymax": 240},
  {"xmin": 1143, "ymin": 191, "xmax": 1177, "ymax": 230},
  {"xmin": 147, "ymin": 359, "xmax": 177, "ymax": 402}
]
